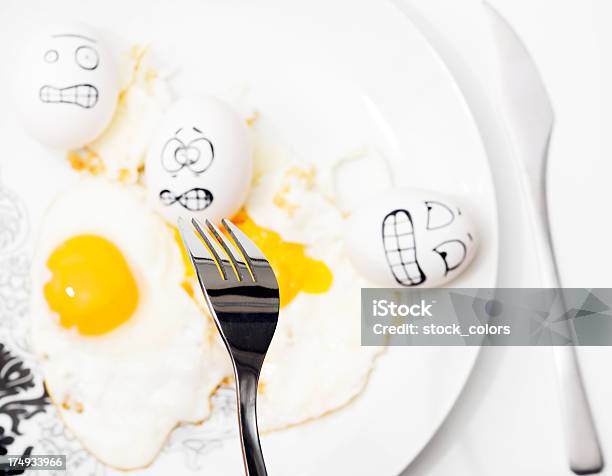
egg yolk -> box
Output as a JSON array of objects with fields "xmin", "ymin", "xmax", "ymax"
[
  {"xmin": 173, "ymin": 212, "xmax": 332, "ymax": 308},
  {"xmin": 231, "ymin": 211, "xmax": 332, "ymax": 307},
  {"xmin": 173, "ymin": 226, "xmax": 196, "ymax": 298},
  {"xmin": 44, "ymin": 235, "xmax": 139, "ymax": 336}
]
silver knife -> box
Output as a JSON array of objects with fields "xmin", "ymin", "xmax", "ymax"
[{"xmin": 484, "ymin": 3, "xmax": 604, "ymax": 474}]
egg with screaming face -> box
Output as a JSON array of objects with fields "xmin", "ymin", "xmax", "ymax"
[
  {"xmin": 31, "ymin": 178, "xmax": 229, "ymax": 470},
  {"xmin": 16, "ymin": 24, "xmax": 120, "ymax": 149},
  {"xmin": 344, "ymin": 189, "xmax": 478, "ymax": 287},
  {"xmin": 145, "ymin": 96, "xmax": 252, "ymax": 225}
]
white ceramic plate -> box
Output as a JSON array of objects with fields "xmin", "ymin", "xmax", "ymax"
[{"xmin": 0, "ymin": 0, "xmax": 497, "ymax": 474}]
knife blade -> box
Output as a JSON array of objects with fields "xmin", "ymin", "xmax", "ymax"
[
  {"xmin": 484, "ymin": 3, "xmax": 604, "ymax": 474},
  {"xmin": 486, "ymin": 3, "xmax": 554, "ymax": 184}
]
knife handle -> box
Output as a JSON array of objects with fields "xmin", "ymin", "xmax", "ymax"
[
  {"xmin": 525, "ymin": 166, "xmax": 604, "ymax": 474},
  {"xmin": 553, "ymin": 342, "xmax": 604, "ymax": 474}
]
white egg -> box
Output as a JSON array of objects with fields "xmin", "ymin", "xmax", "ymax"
[
  {"xmin": 145, "ymin": 96, "xmax": 252, "ymax": 225},
  {"xmin": 15, "ymin": 24, "xmax": 120, "ymax": 149},
  {"xmin": 345, "ymin": 189, "xmax": 478, "ymax": 287},
  {"xmin": 31, "ymin": 178, "xmax": 230, "ymax": 470}
]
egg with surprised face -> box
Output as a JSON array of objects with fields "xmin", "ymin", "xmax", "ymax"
[
  {"xmin": 16, "ymin": 24, "xmax": 120, "ymax": 149},
  {"xmin": 145, "ymin": 96, "xmax": 252, "ymax": 225},
  {"xmin": 345, "ymin": 189, "xmax": 478, "ymax": 287}
]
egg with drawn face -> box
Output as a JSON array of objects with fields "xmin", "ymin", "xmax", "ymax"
[
  {"xmin": 345, "ymin": 189, "xmax": 478, "ymax": 287},
  {"xmin": 16, "ymin": 23, "xmax": 119, "ymax": 149},
  {"xmin": 145, "ymin": 96, "xmax": 252, "ymax": 225}
]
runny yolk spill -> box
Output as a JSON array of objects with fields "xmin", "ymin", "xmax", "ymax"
[
  {"xmin": 173, "ymin": 212, "xmax": 333, "ymax": 308},
  {"xmin": 44, "ymin": 235, "xmax": 139, "ymax": 336},
  {"xmin": 173, "ymin": 227, "xmax": 196, "ymax": 298},
  {"xmin": 230, "ymin": 211, "xmax": 332, "ymax": 307},
  {"xmin": 66, "ymin": 147, "xmax": 105, "ymax": 176}
]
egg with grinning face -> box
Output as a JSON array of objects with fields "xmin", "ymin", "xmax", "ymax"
[
  {"xmin": 31, "ymin": 178, "xmax": 230, "ymax": 470},
  {"xmin": 344, "ymin": 189, "xmax": 478, "ymax": 288}
]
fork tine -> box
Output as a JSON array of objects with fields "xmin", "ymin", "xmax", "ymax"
[
  {"xmin": 177, "ymin": 217, "xmax": 224, "ymax": 282},
  {"xmin": 192, "ymin": 218, "xmax": 235, "ymax": 282},
  {"xmin": 222, "ymin": 218, "xmax": 278, "ymax": 286},
  {"xmin": 177, "ymin": 216, "xmax": 209, "ymax": 260},
  {"xmin": 205, "ymin": 219, "xmax": 252, "ymax": 282}
]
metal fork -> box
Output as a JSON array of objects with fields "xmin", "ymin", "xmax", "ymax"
[{"xmin": 178, "ymin": 216, "xmax": 279, "ymax": 476}]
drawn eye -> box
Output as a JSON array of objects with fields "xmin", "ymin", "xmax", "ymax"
[
  {"xmin": 161, "ymin": 138, "xmax": 186, "ymax": 175},
  {"xmin": 433, "ymin": 239, "xmax": 467, "ymax": 275},
  {"xmin": 187, "ymin": 137, "xmax": 214, "ymax": 174},
  {"xmin": 425, "ymin": 201, "xmax": 455, "ymax": 230},
  {"xmin": 44, "ymin": 49, "xmax": 59, "ymax": 63},
  {"xmin": 75, "ymin": 45, "xmax": 99, "ymax": 70}
]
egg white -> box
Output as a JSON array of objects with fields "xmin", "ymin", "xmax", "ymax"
[
  {"xmin": 242, "ymin": 163, "xmax": 384, "ymax": 431},
  {"xmin": 85, "ymin": 46, "xmax": 172, "ymax": 183},
  {"xmin": 31, "ymin": 178, "xmax": 231, "ymax": 470}
]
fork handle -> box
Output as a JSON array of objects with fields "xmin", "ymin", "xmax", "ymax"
[{"xmin": 235, "ymin": 363, "xmax": 268, "ymax": 476}]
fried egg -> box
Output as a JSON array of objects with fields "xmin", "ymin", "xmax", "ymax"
[
  {"xmin": 235, "ymin": 162, "xmax": 383, "ymax": 431},
  {"xmin": 30, "ymin": 178, "xmax": 230, "ymax": 470},
  {"xmin": 67, "ymin": 46, "xmax": 172, "ymax": 182}
]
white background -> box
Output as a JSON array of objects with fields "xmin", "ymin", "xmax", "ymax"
[
  {"xmin": 400, "ymin": 1, "xmax": 611, "ymax": 475},
  {"xmin": 0, "ymin": 0, "xmax": 609, "ymax": 474}
]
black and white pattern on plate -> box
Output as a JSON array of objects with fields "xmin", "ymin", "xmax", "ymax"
[
  {"xmin": 0, "ymin": 255, "xmax": 32, "ymax": 354},
  {"xmin": 0, "ymin": 184, "xmax": 28, "ymax": 258},
  {"xmin": 163, "ymin": 386, "xmax": 237, "ymax": 471},
  {"xmin": 0, "ymin": 171, "xmax": 108, "ymax": 476},
  {"xmin": 34, "ymin": 411, "xmax": 109, "ymax": 476},
  {"xmin": 0, "ymin": 343, "xmax": 49, "ymax": 476},
  {"xmin": 0, "ymin": 175, "xmax": 31, "ymax": 353},
  {"xmin": 382, "ymin": 209, "xmax": 426, "ymax": 286},
  {"xmin": 0, "ymin": 175, "xmax": 48, "ymax": 474}
]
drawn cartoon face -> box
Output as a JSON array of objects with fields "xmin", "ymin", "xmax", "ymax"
[
  {"xmin": 345, "ymin": 190, "xmax": 477, "ymax": 288},
  {"xmin": 16, "ymin": 24, "xmax": 119, "ymax": 149},
  {"xmin": 160, "ymin": 127, "xmax": 215, "ymax": 178},
  {"xmin": 39, "ymin": 38, "xmax": 100, "ymax": 109},
  {"xmin": 157, "ymin": 127, "xmax": 216, "ymax": 212},
  {"xmin": 145, "ymin": 97, "xmax": 252, "ymax": 225}
]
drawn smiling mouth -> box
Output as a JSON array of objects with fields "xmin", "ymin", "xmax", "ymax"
[
  {"xmin": 39, "ymin": 84, "xmax": 99, "ymax": 109},
  {"xmin": 382, "ymin": 209, "xmax": 426, "ymax": 286},
  {"xmin": 159, "ymin": 188, "xmax": 214, "ymax": 211}
]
